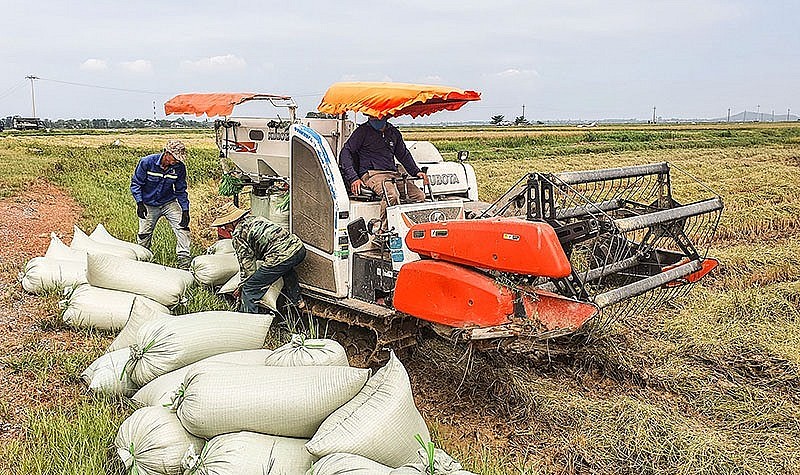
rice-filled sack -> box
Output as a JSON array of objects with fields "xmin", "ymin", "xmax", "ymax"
[
  {"xmin": 19, "ymin": 257, "xmax": 87, "ymax": 294},
  {"xmin": 107, "ymin": 297, "xmax": 172, "ymax": 353},
  {"xmin": 305, "ymin": 352, "xmax": 430, "ymax": 467},
  {"xmin": 207, "ymin": 239, "xmax": 235, "ymax": 255},
  {"xmin": 132, "ymin": 349, "xmax": 273, "ymax": 408},
  {"xmin": 176, "ymin": 364, "xmax": 370, "ymax": 439},
  {"xmin": 80, "ymin": 347, "xmax": 138, "ymax": 397},
  {"xmin": 190, "ymin": 253, "xmax": 240, "ymax": 287},
  {"xmin": 183, "ymin": 431, "xmax": 316, "ymax": 475},
  {"xmin": 264, "ymin": 335, "xmax": 349, "ymax": 367},
  {"xmin": 306, "ymin": 453, "xmax": 393, "ymax": 475},
  {"xmin": 218, "ymin": 273, "xmax": 283, "ymax": 312},
  {"xmin": 60, "ymin": 284, "xmax": 169, "ymax": 331},
  {"xmin": 44, "ymin": 233, "xmax": 87, "ymax": 262},
  {"xmin": 86, "ymin": 252, "xmax": 194, "ymax": 307},
  {"xmin": 390, "ymin": 448, "xmax": 478, "ymax": 475},
  {"xmin": 125, "ymin": 311, "xmax": 272, "ymax": 387},
  {"xmin": 70, "ymin": 225, "xmax": 138, "ymax": 260},
  {"xmin": 90, "ymin": 223, "xmax": 153, "ymax": 261},
  {"xmin": 115, "ymin": 406, "xmax": 204, "ymax": 475}
]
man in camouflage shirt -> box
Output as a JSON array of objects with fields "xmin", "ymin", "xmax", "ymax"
[{"xmin": 211, "ymin": 207, "xmax": 306, "ymax": 313}]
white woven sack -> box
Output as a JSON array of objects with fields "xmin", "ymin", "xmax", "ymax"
[
  {"xmin": 115, "ymin": 406, "xmax": 204, "ymax": 475},
  {"xmin": 183, "ymin": 431, "xmax": 316, "ymax": 475},
  {"xmin": 45, "ymin": 233, "xmax": 87, "ymax": 262},
  {"xmin": 132, "ymin": 349, "xmax": 273, "ymax": 408},
  {"xmin": 80, "ymin": 347, "xmax": 138, "ymax": 397},
  {"xmin": 176, "ymin": 364, "xmax": 370, "ymax": 439},
  {"xmin": 107, "ymin": 297, "xmax": 172, "ymax": 353},
  {"xmin": 306, "ymin": 453, "xmax": 392, "ymax": 475},
  {"xmin": 90, "ymin": 223, "xmax": 153, "ymax": 261},
  {"xmin": 305, "ymin": 352, "xmax": 431, "ymax": 467},
  {"xmin": 390, "ymin": 448, "xmax": 477, "ymax": 475},
  {"xmin": 207, "ymin": 239, "xmax": 235, "ymax": 255},
  {"xmin": 126, "ymin": 311, "xmax": 272, "ymax": 387},
  {"xmin": 86, "ymin": 252, "xmax": 194, "ymax": 307},
  {"xmin": 218, "ymin": 274, "xmax": 283, "ymax": 311},
  {"xmin": 71, "ymin": 225, "xmax": 138, "ymax": 260},
  {"xmin": 19, "ymin": 257, "xmax": 87, "ymax": 294},
  {"xmin": 60, "ymin": 284, "xmax": 169, "ymax": 331},
  {"xmin": 264, "ymin": 335, "xmax": 349, "ymax": 367},
  {"xmin": 190, "ymin": 253, "xmax": 240, "ymax": 287}
]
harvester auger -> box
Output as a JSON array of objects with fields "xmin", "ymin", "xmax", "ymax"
[{"xmin": 164, "ymin": 84, "xmax": 723, "ymax": 363}]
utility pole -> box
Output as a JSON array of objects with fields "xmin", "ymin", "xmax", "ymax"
[
  {"xmin": 521, "ymin": 104, "xmax": 525, "ymax": 120},
  {"xmin": 727, "ymin": 108, "xmax": 731, "ymax": 123},
  {"xmin": 789, "ymin": 108, "xmax": 792, "ymax": 121},
  {"xmin": 652, "ymin": 106, "xmax": 656, "ymax": 124},
  {"xmin": 153, "ymin": 100, "xmax": 157, "ymax": 122},
  {"xmin": 757, "ymin": 104, "xmax": 760, "ymax": 122},
  {"xmin": 771, "ymin": 110, "xmax": 775, "ymax": 122},
  {"xmin": 25, "ymin": 75, "xmax": 39, "ymax": 117}
]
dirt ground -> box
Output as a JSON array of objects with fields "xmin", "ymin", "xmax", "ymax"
[{"xmin": 0, "ymin": 181, "xmax": 86, "ymax": 440}]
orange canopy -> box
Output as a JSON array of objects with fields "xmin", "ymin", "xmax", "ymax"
[
  {"xmin": 164, "ymin": 93, "xmax": 293, "ymax": 117},
  {"xmin": 317, "ymin": 82, "xmax": 481, "ymax": 119}
]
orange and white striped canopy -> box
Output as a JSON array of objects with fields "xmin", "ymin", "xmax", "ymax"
[{"xmin": 317, "ymin": 82, "xmax": 481, "ymax": 119}]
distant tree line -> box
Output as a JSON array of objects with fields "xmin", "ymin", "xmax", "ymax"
[{"xmin": 2, "ymin": 116, "xmax": 212, "ymax": 130}]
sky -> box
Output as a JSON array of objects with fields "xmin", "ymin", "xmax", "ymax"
[{"xmin": 1, "ymin": 1, "xmax": 798, "ymax": 123}]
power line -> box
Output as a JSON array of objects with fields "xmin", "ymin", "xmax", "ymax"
[
  {"xmin": 0, "ymin": 80, "xmax": 29, "ymax": 102},
  {"xmin": 36, "ymin": 77, "xmax": 171, "ymax": 95}
]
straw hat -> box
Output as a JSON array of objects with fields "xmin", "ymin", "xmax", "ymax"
[
  {"xmin": 164, "ymin": 140, "xmax": 187, "ymax": 161},
  {"xmin": 210, "ymin": 206, "xmax": 249, "ymax": 227}
]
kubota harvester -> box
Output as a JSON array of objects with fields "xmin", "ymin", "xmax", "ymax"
[{"xmin": 165, "ymin": 83, "xmax": 722, "ymax": 361}]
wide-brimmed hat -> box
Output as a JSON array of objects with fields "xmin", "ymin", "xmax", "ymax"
[
  {"xmin": 164, "ymin": 139, "xmax": 187, "ymax": 161},
  {"xmin": 210, "ymin": 206, "xmax": 249, "ymax": 227}
]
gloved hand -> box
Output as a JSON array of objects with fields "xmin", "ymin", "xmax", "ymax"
[
  {"xmin": 136, "ymin": 202, "xmax": 147, "ymax": 219},
  {"xmin": 179, "ymin": 210, "xmax": 190, "ymax": 228}
]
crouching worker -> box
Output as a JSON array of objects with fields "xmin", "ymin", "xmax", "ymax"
[{"xmin": 210, "ymin": 207, "xmax": 306, "ymax": 314}]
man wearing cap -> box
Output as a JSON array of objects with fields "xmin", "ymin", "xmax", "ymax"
[
  {"xmin": 130, "ymin": 139, "xmax": 191, "ymax": 269},
  {"xmin": 211, "ymin": 207, "xmax": 306, "ymax": 313},
  {"xmin": 339, "ymin": 115, "xmax": 428, "ymax": 228}
]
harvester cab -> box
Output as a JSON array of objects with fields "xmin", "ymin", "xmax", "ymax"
[{"xmin": 165, "ymin": 84, "xmax": 723, "ymax": 361}]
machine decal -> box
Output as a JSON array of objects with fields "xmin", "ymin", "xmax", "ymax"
[
  {"xmin": 503, "ymin": 233, "xmax": 521, "ymax": 241},
  {"xmin": 429, "ymin": 173, "xmax": 460, "ymax": 185},
  {"xmin": 428, "ymin": 211, "xmax": 447, "ymax": 222}
]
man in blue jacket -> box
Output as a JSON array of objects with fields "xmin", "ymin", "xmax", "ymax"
[
  {"xmin": 338, "ymin": 115, "xmax": 428, "ymax": 229},
  {"xmin": 130, "ymin": 139, "xmax": 191, "ymax": 269}
]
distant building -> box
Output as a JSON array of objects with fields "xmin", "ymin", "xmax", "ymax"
[{"xmin": 11, "ymin": 116, "xmax": 43, "ymax": 130}]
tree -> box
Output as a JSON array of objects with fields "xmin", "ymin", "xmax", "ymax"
[
  {"xmin": 490, "ymin": 115, "xmax": 504, "ymax": 125},
  {"xmin": 514, "ymin": 115, "xmax": 529, "ymax": 126}
]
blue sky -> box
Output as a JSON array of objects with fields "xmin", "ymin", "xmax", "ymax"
[{"xmin": 1, "ymin": 1, "xmax": 797, "ymax": 122}]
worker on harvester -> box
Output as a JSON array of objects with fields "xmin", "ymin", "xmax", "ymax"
[
  {"xmin": 130, "ymin": 139, "xmax": 192, "ymax": 269},
  {"xmin": 338, "ymin": 115, "xmax": 428, "ymax": 229},
  {"xmin": 210, "ymin": 207, "xmax": 306, "ymax": 314}
]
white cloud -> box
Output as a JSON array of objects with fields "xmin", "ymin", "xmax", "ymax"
[
  {"xmin": 120, "ymin": 59, "xmax": 153, "ymax": 74},
  {"xmin": 180, "ymin": 54, "xmax": 246, "ymax": 73},
  {"xmin": 79, "ymin": 58, "xmax": 108, "ymax": 72},
  {"xmin": 494, "ymin": 68, "xmax": 539, "ymax": 78}
]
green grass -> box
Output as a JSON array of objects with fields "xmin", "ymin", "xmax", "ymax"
[{"xmin": 3, "ymin": 124, "xmax": 800, "ymax": 474}]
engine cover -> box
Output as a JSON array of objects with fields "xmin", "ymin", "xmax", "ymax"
[{"xmin": 405, "ymin": 217, "xmax": 571, "ymax": 278}]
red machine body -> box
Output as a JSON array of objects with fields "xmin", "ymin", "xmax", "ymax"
[
  {"xmin": 404, "ymin": 218, "xmax": 572, "ymax": 278},
  {"xmin": 393, "ymin": 260, "xmax": 597, "ymax": 332}
]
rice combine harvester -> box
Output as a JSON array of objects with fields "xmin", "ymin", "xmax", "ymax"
[{"xmin": 165, "ymin": 83, "xmax": 723, "ymax": 361}]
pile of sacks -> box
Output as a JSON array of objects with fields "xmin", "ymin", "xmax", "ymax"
[
  {"xmin": 20, "ymin": 224, "xmax": 475, "ymax": 474},
  {"xmin": 84, "ymin": 312, "xmax": 472, "ymax": 474},
  {"xmin": 19, "ymin": 224, "xmax": 194, "ymax": 330}
]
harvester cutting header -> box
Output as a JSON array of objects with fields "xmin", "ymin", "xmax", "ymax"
[{"xmin": 165, "ymin": 82, "xmax": 722, "ymax": 359}]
